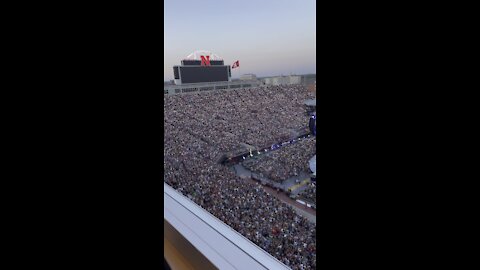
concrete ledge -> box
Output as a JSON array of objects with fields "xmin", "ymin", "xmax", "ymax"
[{"xmin": 164, "ymin": 183, "xmax": 291, "ymax": 270}]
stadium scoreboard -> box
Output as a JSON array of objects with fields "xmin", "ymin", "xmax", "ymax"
[{"xmin": 173, "ymin": 54, "xmax": 231, "ymax": 85}]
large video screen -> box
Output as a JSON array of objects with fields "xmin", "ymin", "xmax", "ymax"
[{"xmin": 180, "ymin": 66, "xmax": 229, "ymax": 84}]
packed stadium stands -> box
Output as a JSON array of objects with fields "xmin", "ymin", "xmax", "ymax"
[
  {"xmin": 243, "ymin": 136, "xmax": 316, "ymax": 183},
  {"xmin": 164, "ymin": 85, "xmax": 316, "ymax": 270},
  {"xmin": 300, "ymin": 183, "xmax": 317, "ymax": 206}
]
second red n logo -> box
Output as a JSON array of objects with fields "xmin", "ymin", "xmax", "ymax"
[{"xmin": 200, "ymin": 55, "xmax": 211, "ymax": 66}]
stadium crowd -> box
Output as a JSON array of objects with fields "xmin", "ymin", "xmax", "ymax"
[
  {"xmin": 164, "ymin": 85, "xmax": 316, "ymax": 270},
  {"xmin": 242, "ymin": 136, "xmax": 316, "ymax": 183},
  {"xmin": 300, "ymin": 183, "xmax": 317, "ymax": 206},
  {"xmin": 164, "ymin": 85, "xmax": 313, "ymax": 152}
]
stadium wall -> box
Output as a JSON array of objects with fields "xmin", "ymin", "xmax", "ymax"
[
  {"xmin": 164, "ymin": 80, "xmax": 261, "ymax": 95},
  {"xmin": 261, "ymin": 75, "xmax": 314, "ymax": 86}
]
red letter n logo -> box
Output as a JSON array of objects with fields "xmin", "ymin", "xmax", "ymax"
[{"xmin": 200, "ymin": 55, "xmax": 211, "ymax": 66}]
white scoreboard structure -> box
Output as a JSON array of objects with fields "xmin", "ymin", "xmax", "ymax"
[{"xmin": 173, "ymin": 50, "xmax": 232, "ymax": 85}]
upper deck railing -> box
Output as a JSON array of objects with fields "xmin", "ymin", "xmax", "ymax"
[{"xmin": 164, "ymin": 182, "xmax": 291, "ymax": 270}]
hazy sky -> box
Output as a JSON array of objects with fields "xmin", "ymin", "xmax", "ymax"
[{"xmin": 164, "ymin": 0, "xmax": 316, "ymax": 81}]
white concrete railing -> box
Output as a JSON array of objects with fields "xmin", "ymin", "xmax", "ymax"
[{"xmin": 164, "ymin": 183, "xmax": 291, "ymax": 270}]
